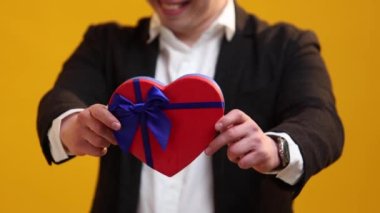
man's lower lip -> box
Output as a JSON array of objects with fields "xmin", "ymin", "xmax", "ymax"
[{"xmin": 160, "ymin": 2, "xmax": 188, "ymax": 16}]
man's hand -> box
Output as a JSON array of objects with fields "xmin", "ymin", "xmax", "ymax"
[
  {"xmin": 205, "ymin": 109, "xmax": 280, "ymax": 173},
  {"xmin": 60, "ymin": 104, "xmax": 121, "ymax": 157}
]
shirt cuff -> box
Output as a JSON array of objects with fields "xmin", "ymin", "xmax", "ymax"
[
  {"xmin": 47, "ymin": 109, "xmax": 84, "ymax": 163},
  {"xmin": 265, "ymin": 132, "xmax": 304, "ymax": 185}
]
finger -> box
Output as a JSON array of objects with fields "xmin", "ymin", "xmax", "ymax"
[
  {"xmin": 89, "ymin": 123, "xmax": 117, "ymax": 145},
  {"xmin": 205, "ymin": 123, "xmax": 247, "ymax": 156},
  {"xmin": 215, "ymin": 109, "xmax": 251, "ymax": 132},
  {"xmin": 226, "ymin": 147, "xmax": 240, "ymax": 163},
  {"xmin": 227, "ymin": 137, "xmax": 258, "ymax": 160},
  {"xmin": 82, "ymin": 127, "xmax": 112, "ymax": 148},
  {"xmin": 89, "ymin": 104, "xmax": 121, "ymax": 131},
  {"xmin": 75, "ymin": 140, "xmax": 108, "ymax": 157},
  {"xmin": 79, "ymin": 111, "xmax": 118, "ymax": 145},
  {"xmin": 237, "ymin": 151, "xmax": 267, "ymax": 170}
]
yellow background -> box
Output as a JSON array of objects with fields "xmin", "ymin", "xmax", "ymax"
[{"xmin": 0, "ymin": 0, "xmax": 378, "ymax": 212}]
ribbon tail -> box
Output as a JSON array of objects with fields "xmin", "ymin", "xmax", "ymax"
[
  {"xmin": 147, "ymin": 110, "xmax": 171, "ymax": 151},
  {"xmin": 113, "ymin": 113, "xmax": 139, "ymax": 154},
  {"xmin": 140, "ymin": 114, "xmax": 154, "ymax": 167}
]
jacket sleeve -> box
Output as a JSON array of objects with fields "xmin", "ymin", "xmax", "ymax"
[
  {"xmin": 269, "ymin": 29, "xmax": 344, "ymax": 193},
  {"xmin": 37, "ymin": 24, "xmax": 117, "ymax": 164}
]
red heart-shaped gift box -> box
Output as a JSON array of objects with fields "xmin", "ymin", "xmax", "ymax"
[{"xmin": 108, "ymin": 74, "xmax": 224, "ymax": 176}]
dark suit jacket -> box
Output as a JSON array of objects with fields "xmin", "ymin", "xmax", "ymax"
[{"xmin": 37, "ymin": 5, "xmax": 344, "ymax": 213}]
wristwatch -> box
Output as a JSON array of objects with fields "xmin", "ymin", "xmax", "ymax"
[{"xmin": 271, "ymin": 136, "xmax": 290, "ymax": 169}]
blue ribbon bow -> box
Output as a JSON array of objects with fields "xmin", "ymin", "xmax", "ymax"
[{"xmin": 109, "ymin": 81, "xmax": 171, "ymax": 167}]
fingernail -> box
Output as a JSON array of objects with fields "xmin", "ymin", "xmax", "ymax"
[
  {"xmin": 215, "ymin": 123, "xmax": 222, "ymax": 131},
  {"xmin": 205, "ymin": 147, "xmax": 212, "ymax": 156},
  {"xmin": 111, "ymin": 122, "xmax": 121, "ymax": 130},
  {"xmin": 101, "ymin": 147, "xmax": 108, "ymax": 156}
]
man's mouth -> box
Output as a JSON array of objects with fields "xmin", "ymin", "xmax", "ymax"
[{"xmin": 159, "ymin": 0, "xmax": 190, "ymax": 15}]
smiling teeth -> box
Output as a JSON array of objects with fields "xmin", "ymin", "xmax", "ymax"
[{"xmin": 162, "ymin": 3, "xmax": 181, "ymax": 10}]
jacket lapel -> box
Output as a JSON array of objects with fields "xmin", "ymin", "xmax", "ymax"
[{"xmin": 214, "ymin": 5, "xmax": 255, "ymax": 112}]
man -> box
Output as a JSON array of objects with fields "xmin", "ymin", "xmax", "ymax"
[{"xmin": 37, "ymin": 0, "xmax": 344, "ymax": 212}]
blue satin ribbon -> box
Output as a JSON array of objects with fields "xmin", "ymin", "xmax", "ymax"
[{"xmin": 109, "ymin": 79, "xmax": 224, "ymax": 168}]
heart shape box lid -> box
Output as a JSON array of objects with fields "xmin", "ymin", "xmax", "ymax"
[{"xmin": 108, "ymin": 74, "xmax": 225, "ymax": 177}]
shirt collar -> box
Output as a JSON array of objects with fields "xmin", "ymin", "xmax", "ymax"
[{"xmin": 148, "ymin": 0, "xmax": 236, "ymax": 43}]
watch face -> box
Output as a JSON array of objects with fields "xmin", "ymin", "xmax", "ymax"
[
  {"xmin": 275, "ymin": 136, "xmax": 290, "ymax": 169},
  {"xmin": 281, "ymin": 138, "xmax": 290, "ymax": 167}
]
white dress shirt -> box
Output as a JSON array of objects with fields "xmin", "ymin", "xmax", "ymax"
[{"xmin": 48, "ymin": 0, "xmax": 303, "ymax": 212}]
